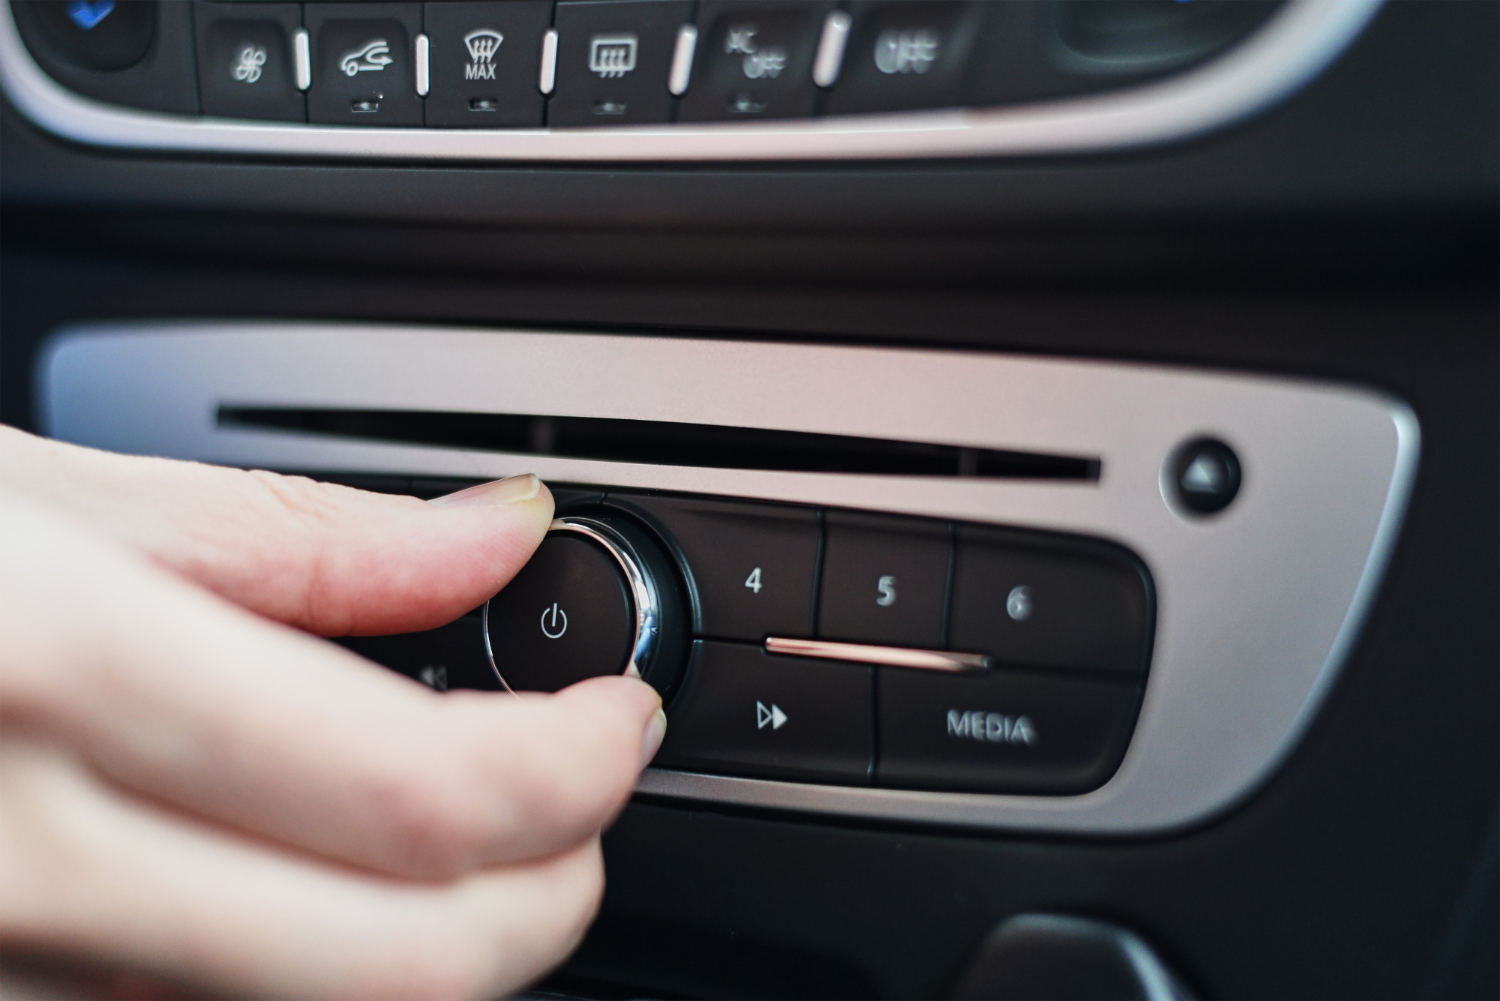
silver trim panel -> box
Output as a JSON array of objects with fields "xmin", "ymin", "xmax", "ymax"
[
  {"xmin": 0, "ymin": 1, "xmax": 1381, "ymax": 161},
  {"xmin": 37, "ymin": 321, "xmax": 1418, "ymax": 834},
  {"xmin": 765, "ymin": 637, "xmax": 992, "ymax": 674}
]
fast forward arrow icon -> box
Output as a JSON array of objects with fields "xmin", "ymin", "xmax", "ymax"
[{"xmin": 756, "ymin": 700, "xmax": 788, "ymax": 730}]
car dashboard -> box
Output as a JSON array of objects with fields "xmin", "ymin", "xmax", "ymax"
[{"xmin": 1, "ymin": 1, "xmax": 1495, "ymax": 997}]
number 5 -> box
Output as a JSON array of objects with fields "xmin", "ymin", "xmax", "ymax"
[
  {"xmin": 877, "ymin": 574, "xmax": 897, "ymax": 607},
  {"xmin": 745, "ymin": 567, "xmax": 763, "ymax": 594}
]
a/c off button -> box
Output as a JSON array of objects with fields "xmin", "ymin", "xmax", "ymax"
[{"xmin": 876, "ymin": 669, "xmax": 1142, "ymax": 795}]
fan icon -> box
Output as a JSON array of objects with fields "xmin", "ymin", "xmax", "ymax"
[{"xmin": 232, "ymin": 44, "xmax": 267, "ymax": 84}]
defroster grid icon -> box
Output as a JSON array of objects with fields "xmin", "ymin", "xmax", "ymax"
[{"xmin": 589, "ymin": 33, "xmax": 638, "ymax": 78}]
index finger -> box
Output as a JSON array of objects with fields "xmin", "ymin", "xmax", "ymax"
[{"xmin": 0, "ymin": 426, "xmax": 553, "ymax": 636}]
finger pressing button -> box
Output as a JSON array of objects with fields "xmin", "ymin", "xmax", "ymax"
[{"xmin": 485, "ymin": 531, "xmax": 634, "ymax": 692}]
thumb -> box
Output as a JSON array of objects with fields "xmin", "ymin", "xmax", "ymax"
[{"xmin": 0, "ymin": 426, "xmax": 554, "ymax": 635}]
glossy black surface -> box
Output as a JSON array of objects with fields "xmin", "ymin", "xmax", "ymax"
[
  {"xmin": 1169, "ymin": 437, "xmax": 1243, "ymax": 516},
  {"xmin": 951, "ymin": 913, "xmax": 1189, "ymax": 1001},
  {"xmin": 11, "ymin": 0, "xmax": 197, "ymax": 112},
  {"xmin": 18, "ymin": 0, "xmax": 156, "ymax": 71}
]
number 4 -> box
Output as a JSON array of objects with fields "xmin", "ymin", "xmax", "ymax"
[{"xmin": 745, "ymin": 567, "xmax": 763, "ymax": 594}]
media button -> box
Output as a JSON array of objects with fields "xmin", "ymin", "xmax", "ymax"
[{"xmin": 877, "ymin": 667, "xmax": 1142, "ymax": 794}]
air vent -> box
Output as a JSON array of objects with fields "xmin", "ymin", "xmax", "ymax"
[{"xmin": 218, "ymin": 407, "xmax": 1102, "ymax": 481}]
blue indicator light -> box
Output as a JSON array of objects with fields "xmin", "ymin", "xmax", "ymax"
[{"xmin": 66, "ymin": 1, "xmax": 116, "ymax": 31}]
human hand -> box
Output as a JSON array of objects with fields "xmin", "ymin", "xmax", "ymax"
[{"xmin": 0, "ymin": 427, "xmax": 667, "ymax": 999}]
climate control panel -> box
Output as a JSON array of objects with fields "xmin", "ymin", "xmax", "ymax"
[
  {"xmin": 0, "ymin": 0, "xmax": 1383, "ymax": 160},
  {"xmin": 345, "ymin": 483, "xmax": 1154, "ymax": 798}
]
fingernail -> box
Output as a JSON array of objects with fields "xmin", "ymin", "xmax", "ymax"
[
  {"xmin": 429, "ymin": 474, "xmax": 542, "ymax": 507},
  {"xmin": 640, "ymin": 707, "xmax": 667, "ymax": 769}
]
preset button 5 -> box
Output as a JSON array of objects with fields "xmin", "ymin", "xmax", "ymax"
[{"xmin": 817, "ymin": 511, "xmax": 950, "ymax": 648}]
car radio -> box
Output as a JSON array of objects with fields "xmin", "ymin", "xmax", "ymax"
[
  {"xmin": 343, "ymin": 487, "xmax": 1155, "ymax": 797},
  {"xmin": 38, "ymin": 320, "xmax": 1417, "ymax": 836}
]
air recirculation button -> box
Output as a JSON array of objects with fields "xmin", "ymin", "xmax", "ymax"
[{"xmin": 482, "ymin": 515, "xmax": 688, "ymax": 697}]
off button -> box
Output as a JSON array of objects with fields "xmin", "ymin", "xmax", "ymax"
[{"xmin": 484, "ymin": 532, "xmax": 634, "ymax": 692}]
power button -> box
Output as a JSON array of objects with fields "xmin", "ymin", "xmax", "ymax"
[
  {"xmin": 539, "ymin": 601, "xmax": 569, "ymax": 639},
  {"xmin": 485, "ymin": 530, "xmax": 633, "ymax": 692},
  {"xmin": 483, "ymin": 515, "xmax": 690, "ymax": 696}
]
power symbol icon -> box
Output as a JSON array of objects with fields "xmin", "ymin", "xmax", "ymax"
[{"xmin": 540, "ymin": 602, "xmax": 568, "ymax": 639}]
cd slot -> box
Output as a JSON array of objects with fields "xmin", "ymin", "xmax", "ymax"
[{"xmin": 217, "ymin": 407, "xmax": 1102, "ymax": 481}]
